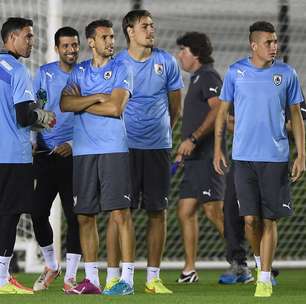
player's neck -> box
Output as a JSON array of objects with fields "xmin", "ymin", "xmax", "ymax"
[
  {"xmin": 59, "ymin": 61, "xmax": 74, "ymax": 73},
  {"xmin": 127, "ymin": 45, "xmax": 152, "ymax": 62},
  {"xmin": 250, "ymin": 56, "xmax": 273, "ymax": 68},
  {"xmin": 91, "ymin": 55, "xmax": 110, "ymax": 68}
]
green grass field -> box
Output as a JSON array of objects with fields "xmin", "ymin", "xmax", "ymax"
[{"xmin": 1, "ymin": 269, "xmax": 305, "ymax": 304}]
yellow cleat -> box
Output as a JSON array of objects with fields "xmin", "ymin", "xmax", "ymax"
[
  {"xmin": 103, "ymin": 277, "xmax": 120, "ymax": 294},
  {"xmin": 254, "ymin": 281, "xmax": 272, "ymax": 297},
  {"xmin": 0, "ymin": 281, "xmax": 34, "ymax": 294},
  {"xmin": 145, "ymin": 278, "xmax": 173, "ymax": 294}
]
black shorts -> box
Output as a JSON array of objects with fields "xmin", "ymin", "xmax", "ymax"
[
  {"xmin": 129, "ymin": 149, "xmax": 171, "ymax": 211},
  {"xmin": 0, "ymin": 163, "xmax": 34, "ymax": 215},
  {"xmin": 73, "ymin": 153, "xmax": 131, "ymax": 214},
  {"xmin": 180, "ymin": 157, "xmax": 226, "ymax": 203},
  {"xmin": 234, "ymin": 160, "xmax": 292, "ymax": 219},
  {"xmin": 33, "ymin": 153, "xmax": 73, "ymax": 216}
]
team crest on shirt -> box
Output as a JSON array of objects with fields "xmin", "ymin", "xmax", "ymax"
[
  {"xmin": 154, "ymin": 64, "xmax": 164, "ymax": 75},
  {"xmin": 273, "ymin": 74, "xmax": 282, "ymax": 86},
  {"xmin": 104, "ymin": 70, "xmax": 112, "ymax": 80}
]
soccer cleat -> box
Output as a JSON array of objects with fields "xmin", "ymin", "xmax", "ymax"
[
  {"xmin": 0, "ymin": 281, "xmax": 34, "ymax": 294},
  {"xmin": 145, "ymin": 278, "xmax": 173, "ymax": 294},
  {"xmin": 254, "ymin": 281, "xmax": 272, "ymax": 297},
  {"xmin": 176, "ymin": 271, "xmax": 199, "ymax": 283},
  {"xmin": 103, "ymin": 279, "xmax": 134, "ymax": 296},
  {"xmin": 63, "ymin": 277, "xmax": 78, "ymax": 292},
  {"xmin": 65, "ymin": 279, "xmax": 101, "ymax": 295},
  {"xmin": 33, "ymin": 265, "xmax": 61, "ymax": 291},
  {"xmin": 102, "ymin": 277, "xmax": 120, "ymax": 294},
  {"xmin": 219, "ymin": 262, "xmax": 254, "ymax": 284},
  {"xmin": 9, "ymin": 277, "xmax": 33, "ymax": 292}
]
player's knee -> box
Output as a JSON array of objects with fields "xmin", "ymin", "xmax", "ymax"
[
  {"xmin": 110, "ymin": 209, "xmax": 132, "ymax": 226},
  {"xmin": 177, "ymin": 204, "xmax": 196, "ymax": 221},
  {"xmin": 244, "ymin": 216, "xmax": 260, "ymax": 231},
  {"xmin": 77, "ymin": 214, "xmax": 95, "ymax": 227},
  {"xmin": 204, "ymin": 203, "xmax": 223, "ymax": 222},
  {"xmin": 148, "ymin": 209, "xmax": 166, "ymax": 223}
]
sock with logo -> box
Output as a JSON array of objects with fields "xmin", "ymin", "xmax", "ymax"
[
  {"xmin": 85, "ymin": 262, "xmax": 100, "ymax": 288},
  {"xmin": 106, "ymin": 267, "xmax": 120, "ymax": 283},
  {"xmin": 65, "ymin": 253, "xmax": 81, "ymax": 282},
  {"xmin": 121, "ymin": 263, "xmax": 134, "ymax": 287},
  {"xmin": 40, "ymin": 244, "xmax": 58, "ymax": 271},
  {"xmin": 147, "ymin": 266, "xmax": 160, "ymax": 283}
]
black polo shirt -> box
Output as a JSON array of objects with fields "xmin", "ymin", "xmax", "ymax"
[{"xmin": 181, "ymin": 64, "xmax": 226, "ymax": 160}]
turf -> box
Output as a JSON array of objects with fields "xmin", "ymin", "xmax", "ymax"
[{"xmin": 1, "ymin": 269, "xmax": 305, "ymax": 304}]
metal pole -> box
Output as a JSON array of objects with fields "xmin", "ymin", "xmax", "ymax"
[{"xmin": 278, "ymin": 0, "xmax": 290, "ymax": 63}]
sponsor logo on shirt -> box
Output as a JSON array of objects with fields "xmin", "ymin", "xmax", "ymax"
[
  {"xmin": 209, "ymin": 86, "xmax": 218, "ymax": 94},
  {"xmin": 46, "ymin": 71, "xmax": 54, "ymax": 79},
  {"xmin": 273, "ymin": 74, "xmax": 282, "ymax": 86},
  {"xmin": 79, "ymin": 66, "xmax": 85, "ymax": 72},
  {"xmin": 237, "ymin": 69, "xmax": 245, "ymax": 78},
  {"xmin": 24, "ymin": 89, "xmax": 34, "ymax": 98},
  {"xmin": 104, "ymin": 70, "xmax": 112, "ymax": 80},
  {"xmin": 154, "ymin": 63, "xmax": 164, "ymax": 75}
]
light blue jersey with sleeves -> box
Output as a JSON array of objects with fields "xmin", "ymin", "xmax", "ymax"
[
  {"xmin": 116, "ymin": 48, "xmax": 183, "ymax": 149},
  {"xmin": 33, "ymin": 62, "xmax": 73, "ymax": 149},
  {"xmin": 0, "ymin": 52, "xmax": 34, "ymax": 163},
  {"xmin": 220, "ymin": 57, "xmax": 303, "ymax": 162},
  {"xmin": 67, "ymin": 57, "xmax": 132, "ymax": 156}
]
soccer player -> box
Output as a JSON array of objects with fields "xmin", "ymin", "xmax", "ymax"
[
  {"xmin": 31, "ymin": 27, "xmax": 82, "ymax": 292},
  {"xmin": 214, "ymin": 21, "xmax": 305, "ymax": 297},
  {"xmin": 0, "ymin": 17, "xmax": 55, "ymax": 294},
  {"xmin": 175, "ymin": 32, "xmax": 225, "ymax": 283},
  {"xmin": 106, "ymin": 9, "xmax": 183, "ymax": 294},
  {"xmin": 60, "ymin": 19, "xmax": 135, "ymax": 296}
]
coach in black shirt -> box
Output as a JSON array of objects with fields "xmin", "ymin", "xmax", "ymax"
[{"xmin": 175, "ymin": 32, "xmax": 225, "ymax": 283}]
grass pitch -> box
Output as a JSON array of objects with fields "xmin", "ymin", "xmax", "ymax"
[{"xmin": 1, "ymin": 269, "xmax": 305, "ymax": 304}]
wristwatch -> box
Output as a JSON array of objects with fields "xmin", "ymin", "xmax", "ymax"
[{"xmin": 188, "ymin": 134, "xmax": 198, "ymax": 145}]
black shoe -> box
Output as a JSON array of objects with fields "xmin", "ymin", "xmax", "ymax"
[{"xmin": 176, "ymin": 271, "xmax": 199, "ymax": 283}]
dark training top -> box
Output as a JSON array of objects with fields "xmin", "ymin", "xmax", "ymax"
[{"xmin": 181, "ymin": 63, "xmax": 226, "ymax": 160}]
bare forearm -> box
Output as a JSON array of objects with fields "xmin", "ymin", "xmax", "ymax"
[
  {"xmin": 193, "ymin": 106, "xmax": 219, "ymax": 140},
  {"xmin": 60, "ymin": 94, "xmax": 101, "ymax": 112},
  {"xmin": 85, "ymin": 101, "xmax": 121, "ymax": 117},
  {"xmin": 291, "ymin": 111, "xmax": 305, "ymax": 158},
  {"xmin": 169, "ymin": 90, "xmax": 181, "ymax": 129},
  {"xmin": 214, "ymin": 105, "xmax": 228, "ymax": 151}
]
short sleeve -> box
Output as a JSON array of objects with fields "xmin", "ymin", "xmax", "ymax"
[
  {"xmin": 286, "ymin": 69, "xmax": 303, "ymax": 105},
  {"xmin": 113, "ymin": 61, "xmax": 133, "ymax": 96},
  {"xmin": 166, "ymin": 55, "xmax": 184, "ymax": 92},
  {"xmin": 12, "ymin": 65, "xmax": 34, "ymax": 104},
  {"xmin": 199, "ymin": 72, "xmax": 222, "ymax": 100},
  {"xmin": 219, "ymin": 68, "xmax": 235, "ymax": 103}
]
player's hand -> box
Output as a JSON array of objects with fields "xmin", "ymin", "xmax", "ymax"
[
  {"xmin": 31, "ymin": 109, "xmax": 56, "ymax": 131},
  {"xmin": 32, "ymin": 143, "xmax": 37, "ymax": 155},
  {"xmin": 62, "ymin": 83, "xmax": 80, "ymax": 96},
  {"xmin": 213, "ymin": 149, "xmax": 227, "ymax": 175},
  {"xmin": 54, "ymin": 143, "xmax": 72, "ymax": 157},
  {"xmin": 175, "ymin": 153, "xmax": 183, "ymax": 163},
  {"xmin": 291, "ymin": 156, "xmax": 305, "ymax": 182},
  {"xmin": 177, "ymin": 139, "xmax": 195, "ymax": 157}
]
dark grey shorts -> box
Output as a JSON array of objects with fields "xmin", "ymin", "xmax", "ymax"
[
  {"xmin": 73, "ymin": 153, "xmax": 131, "ymax": 214},
  {"xmin": 180, "ymin": 157, "xmax": 226, "ymax": 203},
  {"xmin": 234, "ymin": 160, "xmax": 292, "ymax": 219},
  {"xmin": 129, "ymin": 149, "xmax": 171, "ymax": 211}
]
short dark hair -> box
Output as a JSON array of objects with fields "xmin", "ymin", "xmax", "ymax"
[
  {"xmin": 122, "ymin": 9, "xmax": 152, "ymax": 44},
  {"xmin": 176, "ymin": 31, "xmax": 214, "ymax": 64},
  {"xmin": 1, "ymin": 17, "xmax": 33, "ymax": 43},
  {"xmin": 249, "ymin": 21, "xmax": 275, "ymax": 42},
  {"xmin": 85, "ymin": 19, "xmax": 113, "ymax": 39},
  {"xmin": 54, "ymin": 26, "xmax": 79, "ymax": 47}
]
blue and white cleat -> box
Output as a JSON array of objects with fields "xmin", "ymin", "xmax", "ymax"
[
  {"xmin": 103, "ymin": 280, "xmax": 134, "ymax": 296},
  {"xmin": 219, "ymin": 262, "xmax": 254, "ymax": 284}
]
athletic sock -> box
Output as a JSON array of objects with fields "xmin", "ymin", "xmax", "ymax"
[
  {"xmin": 182, "ymin": 270, "xmax": 196, "ymax": 275},
  {"xmin": 0, "ymin": 256, "xmax": 11, "ymax": 287},
  {"xmin": 64, "ymin": 253, "xmax": 81, "ymax": 282},
  {"xmin": 121, "ymin": 263, "xmax": 134, "ymax": 287},
  {"xmin": 106, "ymin": 267, "xmax": 120, "ymax": 283},
  {"xmin": 254, "ymin": 255, "xmax": 261, "ymax": 270},
  {"xmin": 84, "ymin": 262, "xmax": 100, "ymax": 288},
  {"xmin": 260, "ymin": 271, "xmax": 271, "ymax": 283},
  {"xmin": 40, "ymin": 244, "xmax": 58, "ymax": 271},
  {"xmin": 147, "ymin": 267, "xmax": 160, "ymax": 283}
]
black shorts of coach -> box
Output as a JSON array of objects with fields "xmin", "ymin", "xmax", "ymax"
[
  {"xmin": 73, "ymin": 153, "xmax": 131, "ymax": 214},
  {"xmin": 32, "ymin": 153, "xmax": 73, "ymax": 216},
  {"xmin": 0, "ymin": 163, "xmax": 34, "ymax": 215},
  {"xmin": 180, "ymin": 157, "xmax": 226, "ymax": 203},
  {"xmin": 234, "ymin": 160, "xmax": 292, "ymax": 219},
  {"xmin": 129, "ymin": 149, "xmax": 171, "ymax": 211}
]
